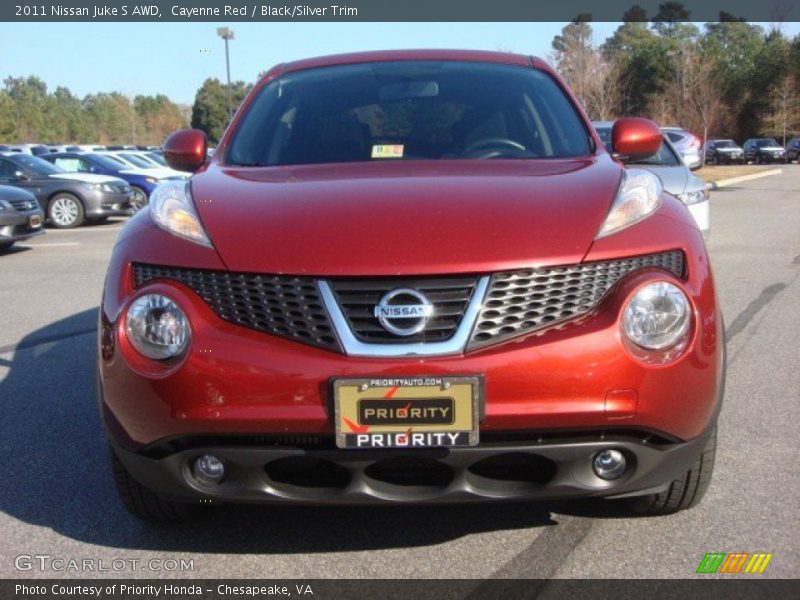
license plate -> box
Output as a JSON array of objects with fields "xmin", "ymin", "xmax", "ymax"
[
  {"xmin": 29, "ymin": 214, "xmax": 42, "ymax": 228},
  {"xmin": 333, "ymin": 376, "xmax": 480, "ymax": 449}
]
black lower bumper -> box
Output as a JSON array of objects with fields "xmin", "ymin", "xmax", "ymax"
[{"xmin": 111, "ymin": 428, "xmax": 714, "ymax": 505}]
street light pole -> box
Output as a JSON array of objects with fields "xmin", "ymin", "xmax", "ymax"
[{"xmin": 216, "ymin": 27, "xmax": 235, "ymax": 120}]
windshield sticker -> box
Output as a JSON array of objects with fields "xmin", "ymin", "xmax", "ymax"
[{"xmin": 371, "ymin": 144, "xmax": 404, "ymax": 159}]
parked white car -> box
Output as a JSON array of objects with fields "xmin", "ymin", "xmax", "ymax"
[{"xmin": 97, "ymin": 151, "xmax": 189, "ymax": 180}]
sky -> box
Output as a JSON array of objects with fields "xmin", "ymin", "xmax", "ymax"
[{"xmin": 2, "ymin": 22, "xmax": 799, "ymax": 105}]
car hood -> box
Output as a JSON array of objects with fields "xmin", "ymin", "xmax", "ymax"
[
  {"xmin": 47, "ymin": 172, "xmax": 124, "ymax": 184},
  {"xmin": 119, "ymin": 167, "xmax": 159, "ymax": 177},
  {"xmin": 144, "ymin": 168, "xmax": 190, "ymax": 180},
  {"xmin": 716, "ymin": 147, "xmax": 742, "ymax": 152},
  {"xmin": 0, "ymin": 184, "xmax": 37, "ymax": 201},
  {"xmin": 759, "ymin": 146, "xmax": 784, "ymax": 152},
  {"xmin": 191, "ymin": 158, "xmax": 622, "ymax": 276}
]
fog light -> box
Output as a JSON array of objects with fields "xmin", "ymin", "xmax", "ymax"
[
  {"xmin": 593, "ymin": 449, "xmax": 627, "ymax": 480},
  {"xmin": 192, "ymin": 455, "xmax": 225, "ymax": 486},
  {"xmin": 126, "ymin": 294, "xmax": 190, "ymax": 360}
]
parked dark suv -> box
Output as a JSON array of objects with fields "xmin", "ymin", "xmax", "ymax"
[
  {"xmin": 785, "ymin": 138, "xmax": 800, "ymax": 163},
  {"xmin": 704, "ymin": 139, "xmax": 744, "ymax": 164},
  {"xmin": 0, "ymin": 153, "xmax": 134, "ymax": 228},
  {"xmin": 743, "ymin": 138, "xmax": 785, "ymax": 164}
]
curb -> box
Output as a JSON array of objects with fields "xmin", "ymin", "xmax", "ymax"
[{"xmin": 705, "ymin": 168, "xmax": 783, "ymax": 190}]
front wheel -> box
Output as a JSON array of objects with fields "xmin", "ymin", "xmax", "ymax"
[
  {"xmin": 48, "ymin": 193, "xmax": 85, "ymax": 228},
  {"xmin": 130, "ymin": 186, "xmax": 149, "ymax": 210},
  {"xmin": 628, "ymin": 427, "xmax": 716, "ymax": 515},
  {"xmin": 110, "ymin": 448, "xmax": 197, "ymax": 523}
]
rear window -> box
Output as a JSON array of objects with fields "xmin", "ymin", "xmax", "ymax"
[{"xmin": 227, "ymin": 61, "xmax": 591, "ymax": 167}]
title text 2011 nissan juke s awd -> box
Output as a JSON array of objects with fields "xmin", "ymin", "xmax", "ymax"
[{"xmin": 98, "ymin": 50, "xmax": 724, "ymax": 522}]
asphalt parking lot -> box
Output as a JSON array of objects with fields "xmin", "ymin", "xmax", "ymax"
[{"xmin": 0, "ymin": 169, "xmax": 798, "ymax": 580}]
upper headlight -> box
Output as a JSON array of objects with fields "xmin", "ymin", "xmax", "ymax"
[
  {"xmin": 596, "ymin": 169, "xmax": 663, "ymax": 239},
  {"xmin": 149, "ymin": 180, "xmax": 211, "ymax": 247},
  {"xmin": 0, "ymin": 199, "xmax": 12, "ymax": 210},
  {"xmin": 623, "ymin": 281, "xmax": 690, "ymax": 351}
]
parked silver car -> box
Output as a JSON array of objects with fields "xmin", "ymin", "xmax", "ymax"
[
  {"xmin": 593, "ymin": 122, "xmax": 710, "ymax": 238},
  {"xmin": 661, "ymin": 127, "xmax": 703, "ymax": 170}
]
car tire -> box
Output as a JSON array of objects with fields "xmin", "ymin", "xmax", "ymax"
[
  {"xmin": 48, "ymin": 193, "xmax": 85, "ymax": 228},
  {"xmin": 110, "ymin": 448, "xmax": 197, "ymax": 523},
  {"xmin": 130, "ymin": 186, "xmax": 149, "ymax": 210},
  {"xmin": 628, "ymin": 426, "xmax": 716, "ymax": 515}
]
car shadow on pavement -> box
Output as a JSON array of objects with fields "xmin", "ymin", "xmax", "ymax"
[
  {"xmin": 0, "ymin": 245, "xmax": 32, "ymax": 256},
  {"xmin": 0, "ymin": 308, "xmax": 565, "ymax": 555}
]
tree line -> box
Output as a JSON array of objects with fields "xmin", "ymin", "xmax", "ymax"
[
  {"xmin": 551, "ymin": 4, "xmax": 800, "ymax": 144},
  {"xmin": 0, "ymin": 76, "xmax": 189, "ymax": 146}
]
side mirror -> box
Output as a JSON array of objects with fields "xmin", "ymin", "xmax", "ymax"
[
  {"xmin": 12, "ymin": 170, "xmax": 29, "ymax": 181},
  {"xmin": 163, "ymin": 129, "xmax": 208, "ymax": 172},
  {"xmin": 611, "ymin": 117, "xmax": 663, "ymax": 163}
]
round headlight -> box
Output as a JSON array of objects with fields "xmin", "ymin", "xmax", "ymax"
[
  {"xmin": 622, "ymin": 282, "xmax": 690, "ymax": 351},
  {"xmin": 126, "ymin": 294, "xmax": 190, "ymax": 360}
]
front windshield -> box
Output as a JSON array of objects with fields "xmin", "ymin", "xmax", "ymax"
[
  {"xmin": 119, "ymin": 153, "xmax": 155, "ymax": 168},
  {"xmin": 755, "ymin": 139, "xmax": 780, "ymax": 147},
  {"xmin": 715, "ymin": 140, "xmax": 736, "ymax": 148},
  {"xmin": 12, "ymin": 154, "xmax": 63, "ymax": 175},
  {"xmin": 227, "ymin": 61, "xmax": 592, "ymax": 166}
]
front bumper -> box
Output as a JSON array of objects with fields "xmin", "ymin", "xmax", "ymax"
[
  {"xmin": 717, "ymin": 152, "xmax": 743, "ymax": 163},
  {"xmin": 99, "ymin": 209, "xmax": 723, "ymax": 505},
  {"xmin": 687, "ymin": 200, "xmax": 710, "ymax": 239},
  {"xmin": 109, "ymin": 426, "xmax": 715, "ymax": 504},
  {"xmin": 83, "ymin": 190, "xmax": 136, "ymax": 218},
  {"xmin": 0, "ymin": 208, "xmax": 45, "ymax": 242}
]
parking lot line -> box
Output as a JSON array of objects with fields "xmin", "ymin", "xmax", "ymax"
[
  {"xmin": 44, "ymin": 224, "xmax": 125, "ymax": 234},
  {"xmin": 22, "ymin": 242, "xmax": 80, "ymax": 247}
]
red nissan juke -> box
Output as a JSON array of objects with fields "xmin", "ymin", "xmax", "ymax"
[{"xmin": 98, "ymin": 50, "xmax": 724, "ymax": 521}]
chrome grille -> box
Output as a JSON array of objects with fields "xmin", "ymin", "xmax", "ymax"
[
  {"xmin": 329, "ymin": 276, "xmax": 479, "ymax": 343},
  {"xmin": 8, "ymin": 198, "xmax": 37, "ymax": 211},
  {"xmin": 468, "ymin": 251, "xmax": 685, "ymax": 349},
  {"xmin": 132, "ymin": 264, "xmax": 341, "ymax": 352}
]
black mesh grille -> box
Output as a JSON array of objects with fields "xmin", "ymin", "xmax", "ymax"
[
  {"xmin": 132, "ymin": 264, "xmax": 341, "ymax": 352},
  {"xmin": 469, "ymin": 251, "xmax": 684, "ymax": 349},
  {"xmin": 329, "ymin": 276, "xmax": 479, "ymax": 343}
]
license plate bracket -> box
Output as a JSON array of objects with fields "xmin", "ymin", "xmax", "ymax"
[{"xmin": 332, "ymin": 376, "xmax": 481, "ymax": 449}]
